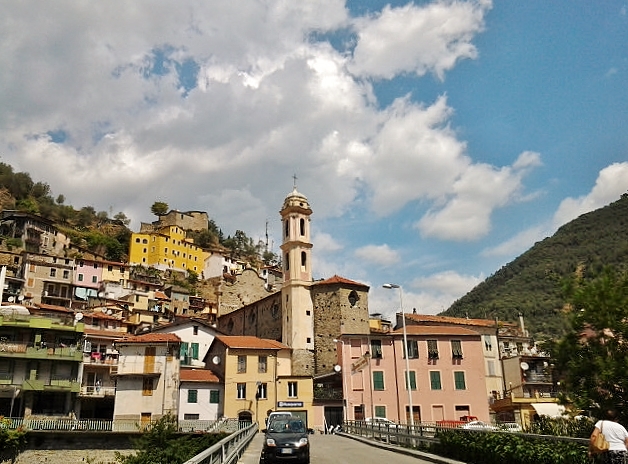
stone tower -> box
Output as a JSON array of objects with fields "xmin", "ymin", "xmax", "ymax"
[{"xmin": 279, "ymin": 186, "xmax": 315, "ymax": 376}]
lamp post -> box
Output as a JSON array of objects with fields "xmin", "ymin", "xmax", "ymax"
[{"xmin": 383, "ymin": 283, "xmax": 415, "ymax": 427}]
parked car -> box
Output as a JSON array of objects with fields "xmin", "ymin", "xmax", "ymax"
[
  {"xmin": 262, "ymin": 418, "xmax": 310, "ymax": 464},
  {"xmin": 499, "ymin": 422, "xmax": 523, "ymax": 432},
  {"xmin": 460, "ymin": 420, "xmax": 499, "ymax": 431},
  {"xmin": 365, "ymin": 417, "xmax": 401, "ymax": 429}
]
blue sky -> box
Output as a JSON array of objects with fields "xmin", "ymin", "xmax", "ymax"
[{"xmin": 1, "ymin": 1, "xmax": 627, "ymax": 321}]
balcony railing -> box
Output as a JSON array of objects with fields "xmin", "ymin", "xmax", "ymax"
[
  {"xmin": 313, "ymin": 385, "xmax": 343, "ymax": 400},
  {"xmin": 0, "ymin": 342, "xmax": 82, "ymax": 361},
  {"xmin": 80, "ymin": 385, "xmax": 116, "ymax": 397}
]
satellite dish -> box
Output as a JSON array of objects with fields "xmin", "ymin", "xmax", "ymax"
[
  {"xmin": 212, "ymin": 356, "xmax": 221, "ymax": 365},
  {"xmin": 75, "ymin": 312, "xmax": 84, "ymax": 321},
  {"xmin": 17, "ymin": 295, "xmax": 24, "ymax": 301},
  {"xmin": 7, "ymin": 296, "xmax": 14, "ymax": 303},
  {"xmin": 106, "ymin": 309, "xmax": 113, "ymax": 315},
  {"xmin": 334, "ymin": 365, "xmax": 341, "ymax": 372},
  {"xmin": 520, "ymin": 362, "xmax": 529, "ymax": 371}
]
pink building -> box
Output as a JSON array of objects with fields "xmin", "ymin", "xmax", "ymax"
[{"xmin": 338, "ymin": 325, "xmax": 490, "ymax": 424}]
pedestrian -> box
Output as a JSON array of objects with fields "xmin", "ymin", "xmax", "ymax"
[{"xmin": 589, "ymin": 409, "xmax": 628, "ymax": 463}]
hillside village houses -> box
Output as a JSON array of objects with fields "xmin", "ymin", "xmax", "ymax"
[{"xmin": 0, "ymin": 187, "xmax": 562, "ymax": 431}]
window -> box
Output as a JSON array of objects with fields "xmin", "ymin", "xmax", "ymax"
[
  {"xmin": 190, "ymin": 343, "xmax": 199, "ymax": 360},
  {"xmin": 374, "ymin": 406, "xmax": 386, "ymax": 418},
  {"xmin": 237, "ymin": 383, "xmax": 246, "ymax": 399},
  {"xmin": 78, "ymin": 274, "xmax": 84, "ymax": 282},
  {"xmin": 256, "ymin": 382, "xmax": 267, "ymax": 399},
  {"xmin": 50, "ymin": 268, "xmax": 56, "ymax": 277},
  {"xmin": 237, "ymin": 355, "xmax": 247, "ymax": 373},
  {"xmin": 210, "ymin": 390, "xmax": 220, "ymax": 404},
  {"xmin": 258, "ymin": 356, "xmax": 268, "ymax": 373},
  {"xmin": 370, "ymin": 339, "xmax": 383, "ymax": 359},
  {"xmin": 430, "ymin": 371, "xmax": 442, "ymax": 390},
  {"xmin": 288, "ymin": 382, "xmax": 298, "ymax": 398},
  {"xmin": 454, "ymin": 371, "xmax": 466, "ymax": 390},
  {"xmin": 405, "ymin": 370, "xmax": 417, "ymax": 390},
  {"xmin": 487, "ymin": 360, "xmax": 496, "ymax": 376},
  {"xmin": 92, "ymin": 276, "xmax": 97, "ymax": 283},
  {"xmin": 301, "ymin": 251, "xmax": 307, "ymax": 267},
  {"xmin": 373, "ymin": 371, "xmax": 384, "ymax": 391},
  {"xmin": 484, "ymin": 335, "xmax": 493, "ymax": 351},
  {"xmin": 405, "ymin": 340, "xmax": 419, "ymax": 359},
  {"xmin": 300, "ymin": 218, "xmax": 305, "ymax": 235},
  {"xmin": 187, "ymin": 389, "xmax": 198, "ymax": 403},
  {"xmin": 142, "ymin": 378, "xmax": 154, "ymax": 396},
  {"xmin": 427, "ymin": 340, "xmax": 439, "ymax": 359},
  {"xmin": 285, "ymin": 253, "xmax": 289, "ymax": 270},
  {"xmin": 63, "ymin": 270, "xmax": 69, "ymax": 279},
  {"xmin": 193, "ymin": 326, "xmax": 198, "ymax": 335},
  {"xmin": 184, "ymin": 414, "xmax": 200, "ymax": 420},
  {"xmin": 451, "ymin": 340, "xmax": 463, "ymax": 358},
  {"xmin": 93, "ymin": 263, "xmax": 98, "ymax": 269}
]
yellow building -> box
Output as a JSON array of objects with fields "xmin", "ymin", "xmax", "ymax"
[
  {"xmin": 128, "ymin": 225, "xmax": 207, "ymax": 274},
  {"xmin": 206, "ymin": 335, "xmax": 314, "ymax": 428}
]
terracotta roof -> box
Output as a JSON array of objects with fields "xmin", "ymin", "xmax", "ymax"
[
  {"xmin": 180, "ymin": 368, "xmax": 220, "ymax": 383},
  {"xmin": 215, "ymin": 335, "xmax": 289, "ymax": 350},
  {"xmin": 83, "ymin": 311, "xmax": 120, "ymax": 321},
  {"xmin": 114, "ymin": 333, "xmax": 181, "ymax": 344},
  {"xmin": 314, "ymin": 275, "xmax": 369, "ymax": 288},
  {"xmin": 405, "ymin": 313, "xmax": 516, "ymax": 328},
  {"xmin": 392, "ymin": 325, "xmax": 481, "ymax": 337},
  {"xmin": 33, "ymin": 303, "xmax": 73, "ymax": 314},
  {"xmin": 154, "ymin": 291, "xmax": 169, "ymax": 300},
  {"xmin": 84, "ymin": 328, "xmax": 128, "ymax": 338}
]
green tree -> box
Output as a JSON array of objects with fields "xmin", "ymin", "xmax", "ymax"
[
  {"xmin": 114, "ymin": 415, "xmax": 226, "ymax": 464},
  {"xmin": 114, "ymin": 212, "xmax": 131, "ymax": 226},
  {"xmin": 151, "ymin": 201, "xmax": 169, "ymax": 217},
  {"xmin": 554, "ymin": 267, "xmax": 628, "ymax": 419}
]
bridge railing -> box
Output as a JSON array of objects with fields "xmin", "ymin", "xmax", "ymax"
[
  {"xmin": 1, "ymin": 417, "xmax": 229, "ymax": 433},
  {"xmin": 183, "ymin": 422, "xmax": 258, "ymax": 464}
]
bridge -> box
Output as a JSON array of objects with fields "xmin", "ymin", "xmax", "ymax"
[{"xmin": 237, "ymin": 431, "xmax": 464, "ymax": 464}]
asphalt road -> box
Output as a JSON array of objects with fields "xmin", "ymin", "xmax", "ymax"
[{"xmin": 238, "ymin": 431, "xmax": 465, "ymax": 464}]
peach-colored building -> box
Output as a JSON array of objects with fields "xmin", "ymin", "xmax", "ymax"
[{"xmin": 338, "ymin": 325, "xmax": 490, "ymax": 424}]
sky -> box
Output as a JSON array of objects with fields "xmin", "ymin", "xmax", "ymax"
[{"xmin": 2, "ymin": 1, "xmax": 628, "ymax": 322}]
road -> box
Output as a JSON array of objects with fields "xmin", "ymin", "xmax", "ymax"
[{"xmin": 238, "ymin": 431, "xmax": 464, "ymax": 464}]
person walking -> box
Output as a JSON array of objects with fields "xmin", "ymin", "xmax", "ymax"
[{"xmin": 589, "ymin": 409, "xmax": 628, "ymax": 463}]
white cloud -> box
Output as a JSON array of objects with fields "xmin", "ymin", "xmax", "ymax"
[
  {"xmin": 553, "ymin": 162, "xmax": 628, "ymax": 228},
  {"xmin": 415, "ymin": 151, "xmax": 542, "ymax": 241},
  {"xmin": 349, "ymin": 0, "xmax": 491, "ymax": 80},
  {"xmin": 354, "ymin": 244, "xmax": 400, "ymax": 267},
  {"xmin": 313, "ymin": 232, "xmax": 343, "ymax": 254}
]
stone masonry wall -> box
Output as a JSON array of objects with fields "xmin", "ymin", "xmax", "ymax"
[{"xmin": 312, "ymin": 284, "xmax": 369, "ymax": 376}]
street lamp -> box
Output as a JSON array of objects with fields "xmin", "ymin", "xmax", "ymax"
[{"xmin": 383, "ymin": 283, "xmax": 415, "ymax": 427}]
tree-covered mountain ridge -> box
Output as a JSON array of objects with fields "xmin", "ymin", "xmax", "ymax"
[{"xmin": 442, "ymin": 193, "xmax": 628, "ymax": 341}]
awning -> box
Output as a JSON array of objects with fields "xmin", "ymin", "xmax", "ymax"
[{"xmin": 531, "ymin": 403, "xmax": 566, "ymax": 417}]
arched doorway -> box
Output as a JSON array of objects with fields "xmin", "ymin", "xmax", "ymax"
[{"xmin": 238, "ymin": 410, "xmax": 253, "ymax": 425}]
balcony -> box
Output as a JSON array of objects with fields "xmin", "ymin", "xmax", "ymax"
[
  {"xmin": 21, "ymin": 375, "xmax": 81, "ymax": 392},
  {"xmin": 79, "ymin": 385, "xmax": 116, "ymax": 397},
  {"xmin": 313, "ymin": 385, "xmax": 343, "ymax": 400},
  {"xmin": 0, "ymin": 342, "xmax": 82, "ymax": 361},
  {"xmin": 82, "ymin": 352, "xmax": 119, "ymax": 366}
]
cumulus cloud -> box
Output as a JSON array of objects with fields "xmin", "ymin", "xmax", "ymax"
[
  {"xmin": 349, "ymin": 0, "xmax": 492, "ymax": 80},
  {"xmin": 414, "ymin": 151, "xmax": 542, "ymax": 241},
  {"xmin": 552, "ymin": 162, "xmax": 628, "ymax": 228},
  {"xmin": 354, "ymin": 244, "xmax": 400, "ymax": 267}
]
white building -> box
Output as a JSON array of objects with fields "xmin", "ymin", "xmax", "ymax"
[{"xmin": 112, "ymin": 332, "xmax": 181, "ymax": 426}]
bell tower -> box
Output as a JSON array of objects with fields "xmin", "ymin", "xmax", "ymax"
[{"xmin": 279, "ymin": 183, "xmax": 314, "ymax": 375}]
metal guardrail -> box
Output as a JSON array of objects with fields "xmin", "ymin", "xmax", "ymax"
[
  {"xmin": 343, "ymin": 420, "xmax": 590, "ymax": 449},
  {"xmin": 183, "ymin": 422, "xmax": 258, "ymax": 464}
]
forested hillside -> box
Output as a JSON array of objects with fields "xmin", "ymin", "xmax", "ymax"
[{"xmin": 443, "ymin": 193, "xmax": 628, "ymax": 340}]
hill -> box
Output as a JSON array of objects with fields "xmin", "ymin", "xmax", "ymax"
[{"xmin": 442, "ymin": 194, "xmax": 628, "ymax": 340}]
